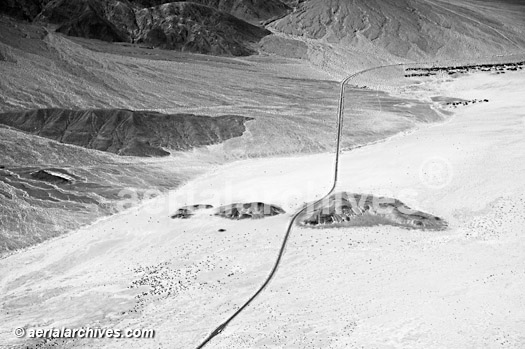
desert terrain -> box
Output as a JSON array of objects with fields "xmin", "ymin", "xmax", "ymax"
[
  {"xmin": 1, "ymin": 0, "xmax": 525, "ymax": 348},
  {"xmin": 2, "ymin": 63, "xmax": 525, "ymax": 348}
]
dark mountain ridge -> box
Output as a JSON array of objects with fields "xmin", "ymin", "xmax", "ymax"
[
  {"xmin": 131, "ymin": 0, "xmax": 291, "ymax": 25},
  {"xmin": 133, "ymin": 2, "xmax": 270, "ymax": 55},
  {"xmin": 0, "ymin": 108, "xmax": 253, "ymax": 157},
  {"xmin": 1, "ymin": 0, "xmax": 279, "ymax": 55},
  {"xmin": 0, "ymin": 0, "xmax": 51, "ymax": 21},
  {"xmin": 3, "ymin": 0, "xmax": 524, "ymax": 61}
]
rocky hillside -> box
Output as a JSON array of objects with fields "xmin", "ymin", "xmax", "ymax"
[
  {"xmin": 0, "ymin": 109, "xmax": 253, "ymax": 156},
  {"xmin": 131, "ymin": 0, "xmax": 291, "ymax": 24},
  {"xmin": 1, "ymin": 0, "xmax": 274, "ymax": 55},
  {"xmin": 47, "ymin": 0, "xmax": 129, "ymax": 43},
  {"xmin": 264, "ymin": 0, "xmax": 525, "ymax": 75},
  {"xmin": 1, "ymin": 0, "xmax": 293, "ymax": 25},
  {"xmin": 0, "ymin": 0, "xmax": 51, "ymax": 21},
  {"xmin": 133, "ymin": 2, "xmax": 270, "ymax": 55}
]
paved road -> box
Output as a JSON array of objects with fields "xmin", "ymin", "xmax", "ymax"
[{"xmin": 194, "ymin": 68, "xmax": 385, "ymax": 349}]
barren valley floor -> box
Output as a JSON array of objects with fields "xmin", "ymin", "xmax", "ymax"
[{"xmin": 1, "ymin": 69, "xmax": 524, "ymax": 348}]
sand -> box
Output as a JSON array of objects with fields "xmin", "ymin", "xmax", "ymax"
[{"xmin": 1, "ymin": 70, "xmax": 524, "ymax": 348}]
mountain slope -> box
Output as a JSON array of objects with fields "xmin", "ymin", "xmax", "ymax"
[
  {"xmin": 55, "ymin": 6, "xmax": 129, "ymax": 42},
  {"xmin": 265, "ymin": 0, "xmax": 525, "ymax": 75}
]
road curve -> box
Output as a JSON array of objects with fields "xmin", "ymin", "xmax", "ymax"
[{"xmin": 194, "ymin": 66, "xmax": 399, "ymax": 349}]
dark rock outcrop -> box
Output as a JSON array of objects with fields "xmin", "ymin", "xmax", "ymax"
[
  {"xmin": 299, "ymin": 192, "xmax": 447, "ymax": 230},
  {"xmin": 30, "ymin": 169, "xmax": 73, "ymax": 184},
  {"xmin": 56, "ymin": 9, "xmax": 129, "ymax": 42},
  {"xmin": 134, "ymin": 2, "xmax": 270, "ymax": 55},
  {"xmin": 38, "ymin": 0, "xmax": 100, "ymax": 24},
  {"xmin": 215, "ymin": 202, "xmax": 285, "ymax": 219},
  {"xmin": 37, "ymin": 0, "xmax": 131, "ymax": 42},
  {"xmin": 171, "ymin": 204, "xmax": 214, "ymax": 219},
  {"xmin": 0, "ymin": 0, "xmax": 52, "ymax": 21},
  {"xmin": 180, "ymin": 0, "xmax": 290, "ymax": 25},
  {"xmin": 0, "ymin": 108, "xmax": 253, "ymax": 157},
  {"xmin": 131, "ymin": 0, "xmax": 290, "ymax": 25},
  {"xmin": 1, "ymin": 0, "xmax": 291, "ymax": 25},
  {"xmin": 279, "ymin": 0, "xmax": 305, "ymax": 7}
]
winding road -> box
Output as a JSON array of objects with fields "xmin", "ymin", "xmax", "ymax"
[
  {"xmin": 196, "ymin": 62, "xmax": 431, "ymax": 347},
  {"xmin": 195, "ymin": 63, "xmax": 418, "ymax": 347},
  {"xmin": 194, "ymin": 71, "xmax": 356, "ymax": 348},
  {"xmin": 192, "ymin": 55, "xmax": 525, "ymax": 349}
]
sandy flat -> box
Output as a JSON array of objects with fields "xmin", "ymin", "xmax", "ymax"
[{"xmin": 1, "ymin": 70, "xmax": 524, "ymax": 348}]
